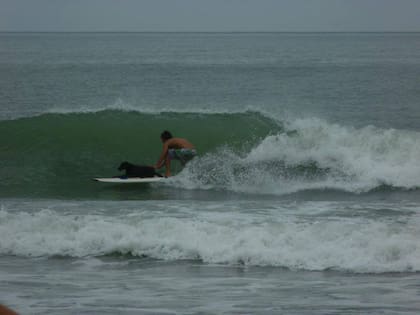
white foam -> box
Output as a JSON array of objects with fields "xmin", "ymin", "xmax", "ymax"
[
  {"xmin": 176, "ymin": 117, "xmax": 420, "ymax": 194},
  {"xmin": 1, "ymin": 206, "xmax": 419, "ymax": 273}
]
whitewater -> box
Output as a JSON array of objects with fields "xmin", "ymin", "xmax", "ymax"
[
  {"xmin": 1, "ymin": 32, "xmax": 420, "ymax": 314},
  {"xmin": 1, "ymin": 199, "xmax": 420, "ymax": 273}
]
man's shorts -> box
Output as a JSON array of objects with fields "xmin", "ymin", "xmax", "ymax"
[{"xmin": 168, "ymin": 148, "xmax": 197, "ymax": 164}]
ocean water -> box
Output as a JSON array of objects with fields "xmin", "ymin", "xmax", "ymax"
[{"xmin": 1, "ymin": 32, "xmax": 420, "ymax": 314}]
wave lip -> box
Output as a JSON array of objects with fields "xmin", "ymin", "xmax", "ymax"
[
  {"xmin": 1, "ymin": 208, "xmax": 419, "ymax": 273},
  {"xmin": 1, "ymin": 98, "xmax": 278, "ymax": 121}
]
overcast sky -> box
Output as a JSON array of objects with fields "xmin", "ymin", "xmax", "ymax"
[{"xmin": 1, "ymin": 0, "xmax": 420, "ymax": 32}]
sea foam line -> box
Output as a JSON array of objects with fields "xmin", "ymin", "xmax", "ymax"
[{"xmin": 1, "ymin": 209, "xmax": 419, "ymax": 273}]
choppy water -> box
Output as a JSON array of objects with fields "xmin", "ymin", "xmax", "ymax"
[{"xmin": 1, "ymin": 32, "xmax": 420, "ymax": 314}]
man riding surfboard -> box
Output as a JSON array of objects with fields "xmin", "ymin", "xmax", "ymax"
[{"xmin": 154, "ymin": 130, "xmax": 196, "ymax": 177}]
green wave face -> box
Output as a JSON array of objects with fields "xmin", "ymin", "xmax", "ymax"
[{"xmin": 0, "ymin": 110, "xmax": 280, "ymax": 198}]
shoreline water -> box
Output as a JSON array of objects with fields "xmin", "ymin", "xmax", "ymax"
[{"xmin": 3, "ymin": 255, "xmax": 420, "ymax": 314}]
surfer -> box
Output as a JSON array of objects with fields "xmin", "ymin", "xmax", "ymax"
[{"xmin": 154, "ymin": 130, "xmax": 196, "ymax": 177}]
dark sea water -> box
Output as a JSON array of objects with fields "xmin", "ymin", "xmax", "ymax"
[{"xmin": 1, "ymin": 32, "xmax": 420, "ymax": 314}]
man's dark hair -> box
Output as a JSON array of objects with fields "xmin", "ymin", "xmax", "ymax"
[{"xmin": 160, "ymin": 130, "xmax": 173, "ymax": 141}]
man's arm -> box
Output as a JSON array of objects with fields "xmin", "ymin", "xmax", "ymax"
[{"xmin": 154, "ymin": 142, "xmax": 169, "ymax": 169}]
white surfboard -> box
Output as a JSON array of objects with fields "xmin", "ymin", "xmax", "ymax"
[{"xmin": 93, "ymin": 177, "xmax": 165, "ymax": 184}]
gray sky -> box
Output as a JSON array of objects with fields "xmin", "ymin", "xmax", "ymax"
[{"xmin": 1, "ymin": 0, "xmax": 420, "ymax": 32}]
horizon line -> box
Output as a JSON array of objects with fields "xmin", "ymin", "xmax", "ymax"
[{"xmin": 1, "ymin": 30, "xmax": 420, "ymax": 34}]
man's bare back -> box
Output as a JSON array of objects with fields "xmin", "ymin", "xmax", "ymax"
[{"xmin": 165, "ymin": 138, "xmax": 195, "ymax": 150}]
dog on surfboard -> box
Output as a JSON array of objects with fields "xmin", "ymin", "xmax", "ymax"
[{"xmin": 117, "ymin": 161, "xmax": 162, "ymax": 178}]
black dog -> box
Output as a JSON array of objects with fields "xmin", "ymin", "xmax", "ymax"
[{"xmin": 117, "ymin": 161, "xmax": 162, "ymax": 178}]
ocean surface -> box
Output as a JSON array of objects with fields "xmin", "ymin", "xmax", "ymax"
[{"xmin": 1, "ymin": 32, "xmax": 420, "ymax": 314}]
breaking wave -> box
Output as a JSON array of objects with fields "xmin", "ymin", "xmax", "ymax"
[{"xmin": 1, "ymin": 108, "xmax": 420, "ymax": 198}]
